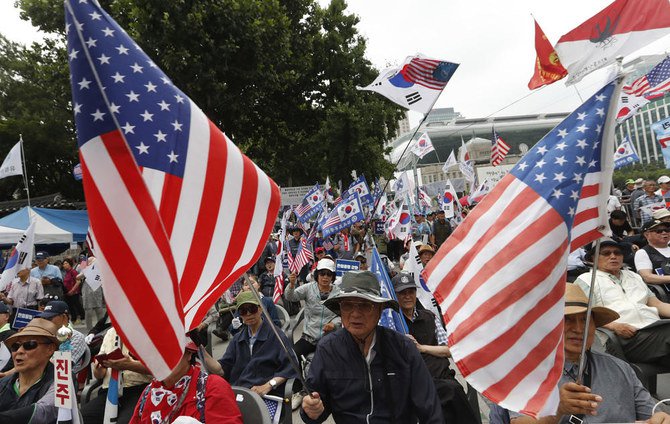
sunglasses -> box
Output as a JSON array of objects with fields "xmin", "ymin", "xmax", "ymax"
[
  {"xmin": 238, "ymin": 304, "xmax": 259, "ymax": 316},
  {"xmin": 599, "ymin": 250, "xmax": 623, "ymax": 257},
  {"xmin": 10, "ymin": 340, "xmax": 52, "ymax": 352},
  {"xmin": 651, "ymin": 228, "xmax": 670, "ymax": 234},
  {"xmin": 317, "ymin": 270, "xmax": 335, "ymax": 277}
]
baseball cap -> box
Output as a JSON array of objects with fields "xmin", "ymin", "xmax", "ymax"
[
  {"xmin": 38, "ymin": 301, "xmax": 69, "ymax": 319},
  {"xmin": 659, "ymin": 176, "xmax": 670, "ymax": 184},
  {"xmin": 35, "ymin": 251, "xmax": 49, "ymax": 260}
]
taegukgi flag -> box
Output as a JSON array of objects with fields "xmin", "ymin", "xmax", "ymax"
[{"xmin": 613, "ymin": 137, "xmax": 640, "ymax": 169}]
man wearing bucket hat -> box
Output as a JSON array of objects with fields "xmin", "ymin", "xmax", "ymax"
[
  {"xmin": 511, "ymin": 284, "xmax": 670, "ymax": 423},
  {"xmin": 301, "ymin": 270, "xmax": 443, "ymax": 423},
  {"xmin": 0, "ymin": 318, "xmax": 60, "ymax": 423}
]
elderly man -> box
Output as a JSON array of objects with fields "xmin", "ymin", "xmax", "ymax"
[
  {"xmin": 511, "ymin": 284, "xmax": 670, "ymax": 423},
  {"xmin": 2, "ymin": 267, "xmax": 43, "ymax": 311},
  {"xmin": 635, "ymin": 219, "xmax": 670, "ymax": 301},
  {"xmin": 634, "ymin": 180, "xmax": 664, "ymax": 225},
  {"xmin": 393, "ymin": 272, "xmax": 478, "ymax": 423},
  {"xmin": 430, "ymin": 209, "xmax": 452, "ymax": 249},
  {"xmin": 203, "ymin": 291, "xmax": 298, "ymax": 396},
  {"xmin": 0, "ymin": 318, "xmax": 60, "ymax": 423},
  {"xmin": 418, "ymin": 244, "xmax": 435, "ymax": 267},
  {"xmin": 31, "ymin": 252, "xmax": 64, "ymax": 300},
  {"xmin": 575, "ymin": 238, "xmax": 670, "ymax": 364},
  {"xmin": 38, "ymin": 300, "xmax": 87, "ymax": 367},
  {"xmin": 301, "ymin": 270, "xmax": 443, "ymax": 423}
]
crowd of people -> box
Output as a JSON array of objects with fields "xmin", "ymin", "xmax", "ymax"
[{"xmin": 0, "ymin": 175, "xmax": 669, "ymax": 423}]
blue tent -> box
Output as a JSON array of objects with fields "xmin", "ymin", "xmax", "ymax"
[{"xmin": 0, "ymin": 207, "xmax": 88, "ymax": 245}]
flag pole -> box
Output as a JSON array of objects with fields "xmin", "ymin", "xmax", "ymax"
[
  {"xmin": 19, "ymin": 135, "xmax": 31, "ymax": 208},
  {"xmin": 577, "ymin": 57, "xmax": 626, "ymax": 383}
]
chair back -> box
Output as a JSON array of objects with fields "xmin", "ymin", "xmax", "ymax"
[
  {"xmin": 232, "ymin": 386, "xmax": 272, "ymax": 424},
  {"xmin": 274, "ymin": 304, "xmax": 291, "ymax": 335}
]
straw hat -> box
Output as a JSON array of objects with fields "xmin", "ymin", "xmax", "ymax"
[
  {"xmin": 564, "ymin": 284, "xmax": 619, "ymax": 327},
  {"xmin": 6, "ymin": 318, "xmax": 59, "ymax": 345}
]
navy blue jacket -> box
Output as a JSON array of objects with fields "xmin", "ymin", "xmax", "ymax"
[
  {"xmin": 219, "ymin": 318, "xmax": 298, "ymax": 391},
  {"xmin": 302, "ymin": 326, "xmax": 443, "ymax": 424}
]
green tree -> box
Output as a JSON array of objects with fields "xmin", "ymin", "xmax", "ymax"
[{"xmin": 5, "ymin": 0, "xmax": 401, "ymax": 195}]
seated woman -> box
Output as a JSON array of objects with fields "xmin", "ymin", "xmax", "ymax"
[
  {"xmin": 0, "ymin": 318, "xmax": 60, "ymax": 423},
  {"xmin": 284, "ymin": 258, "xmax": 341, "ymax": 361},
  {"xmin": 130, "ymin": 342, "xmax": 242, "ymax": 423},
  {"xmin": 203, "ymin": 291, "xmax": 298, "ymax": 396}
]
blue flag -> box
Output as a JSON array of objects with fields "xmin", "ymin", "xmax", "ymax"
[
  {"xmin": 320, "ymin": 193, "xmax": 365, "ymax": 237},
  {"xmin": 343, "ymin": 175, "xmax": 373, "ymax": 207},
  {"xmin": 370, "ymin": 248, "xmax": 407, "ymax": 333}
]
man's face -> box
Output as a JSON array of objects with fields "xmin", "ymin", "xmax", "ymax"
[
  {"xmin": 0, "ymin": 313, "xmax": 8, "ymax": 326},
  {"xmin": 340, "ymin": 299, "xmax": 381, "ymax": 340},
  {"xmin": 10, "ymin": 336, "xmax": 56, "ymax": 374},
  {"xmin": 396, "ymin": 288, "xmax": 417, "ymax": 311},
  {"xmin": 437, "ymin": 213, "xmax": 445, "ymax": 222},
  {"xmin": 17, "ymin": 268, "xmax": 29, "ymax": 280},
  {"xmin": 626, "ymin": 183, "xmax": 634, "ymax": 190},
  {"xmin": 596, "ymin": 246, "xmax": 624, "ymax": 274},
  {"xmin": 264, "ymin": 260, "xmax": 275, "ymax": 272},
  {"xmin": 563, "ymin": 312, "xmax": 595, "ymax": 361},
  {"xmin": 420, "ymin": 251, "xmax": 434, "ymax": 266},
  {"xmin": 239, "ymin": 303, "xmax": 261, "ymax": 327},
  {"xmin": 644, "ymin": 181, "xmax": 658, "ymax": 194},
  {"xmin": 414, "ymin": 215, "xmax": 423, "ymax": 223},
  {"xmin": 48, "ymin": 313, "xmax": 68, "ymax": 328},
  {"xmin": 315, "ymin": 251, "xmax": 325, "ymax": 261},
  {"xmin": 645, "ymin": 226, "xmax": 670, "ymax": 248},
  {"xmin": 291, "ymin": 230, "xmax": 301, "ymax": 240}
]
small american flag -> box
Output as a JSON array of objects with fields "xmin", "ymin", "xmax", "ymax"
[
  {"xmin": 424, "ymin": 82, "xmax": 618, "ymax": 418},
  {"xmin": 491, "ymin": 129, "xmax": 511, "ymax": 166},
  {"xmin": 623, "ymin": 56, "xmax": 670, "ymax": 98},
  {"xmin": 272, "ymin": 274, "xmax": 284, "ymax": 304},
  {"xmin": 65, "ymin": 1, "xmax": 280, "ymax": 379},
  {"xmin": 288, "ymin": 237, "xmax": 313, "ymax": 274},
  {"xmin": 401, "ymin": 57, "xmax": 457, "ymax": 90}
]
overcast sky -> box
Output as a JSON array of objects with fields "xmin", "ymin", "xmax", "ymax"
[{"xmin": 3, "ymin": 0, "xmax": 670, "ymax": 126}]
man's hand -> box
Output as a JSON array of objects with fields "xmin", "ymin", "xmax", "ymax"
[
  {"xmin": 302, "ymin": 392, "xmax": 324, "ymax": 419},
  {"xmin": 250, "ymin": 383, "xmax": 271, "ymax": 396},
  {"xmin": 196, "ymin": 322, "xmax": 207, "ymax": 332},
  {"xmin": 104, "ymin": 354, "xmax": 136, "ymax": 371},
  {"xmin": 322, "ymin": 322, "xmax": 335, "ymax": 333},
  {"xmin": 41, "ymin": 277, "xmax": 51, "ymax": 285},
  {"xmin": 648, "ymin": 411, "xmax": 670, "ymax": 423},
  {"xmin": 406, "ymin": 334, "xmax": 423, "ymax": 353},
  {"xmin": 556, "ymin": 382, "xmax": 602, "ymax": 417},
  {"xmin": 289, "ymin": 273, "xmax": 297, "ymax": 287},
  {"xmin": 612, "ymin": 322, "xmax": 637, "ymax": 339}
]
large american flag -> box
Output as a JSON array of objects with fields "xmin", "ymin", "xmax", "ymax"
[
  {"xmin": 65, "ymin": 1, "xmax": 280, "ymax": 379},
  {"xmin": 491, "ymin": 129, "xmax": 511, "ymax": 166},
  {"xmin": 623, "ymin": 56, "xmax": 670, "ymax": 98},
  {"xmin": 424, "ymin": 82, "xmax": 618, "ymax": 418}
]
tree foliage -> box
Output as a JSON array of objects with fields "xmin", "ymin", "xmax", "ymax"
[{"xmin": 0, "ymin": 0, "xmax": 401, "ymax": 202}]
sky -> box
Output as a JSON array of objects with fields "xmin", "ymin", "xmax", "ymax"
[{"xmin": 3, "ymin": 0, "xmax": 670, "ymax": 126}]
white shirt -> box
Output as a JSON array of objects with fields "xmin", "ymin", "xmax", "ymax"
[
  {"xmin": 634, "ymin": 245, "xmax": 670, "ymax": 271},
  {"xmin": 575, "ymin": 269, "xmax": 659, "ymax": 329}
]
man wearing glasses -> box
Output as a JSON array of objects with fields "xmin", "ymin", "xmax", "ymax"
[
  {"xmin": 575, "ymin": 238, "xmax": 670, "ymax": 365},
  {"xmin": 203, "ymin": 291, "xmax": 298, "ymax": 397},
  {"xmin": 635, "ymin": 219, "xmax": 670, "ymax": 302},
  {"xmin": 301, "ymin": 271, "xmax": 442, "ymax": 423},
  {"xmin": 0, "ymin": 318, "xmax": 60, "ymax": 423}
]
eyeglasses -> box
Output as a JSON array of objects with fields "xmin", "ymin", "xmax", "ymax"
[
  {"xmin": 238, "ymin": 304, "xmax": 259, "ymax": 316},
  {"xmin": 339, "ymin": 300, "xmax": 375, "ymax": 314},
  {"xmin": 651, "ymin": 228, "xmax": 670, "ymax": 234},
  {"xmin": 599, "ymin": 250, "xmax": 623, "ymax": 257},
  {"xmin": 10, "ymin": 340, "xmax": 52, "ymax": 352}
]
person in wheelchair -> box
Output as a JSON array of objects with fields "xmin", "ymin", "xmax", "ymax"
[
  {"xmin": 634, "ymin": 219, "xmax": 670, "ymax": 301},
  {"xmin": 284, "ymin": 258, "xmax": 341, "ymax": 362}
]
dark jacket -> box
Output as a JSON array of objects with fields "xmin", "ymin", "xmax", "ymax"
[
  {"xmin": 219, "ymin": 318, "xmax": 298, "ymax": 392},
  {"xmin": 302, "ymin": 326, "xmax": 443, "ymax": 424},
  {"xmin": 0, "ymin": 362, "xmax": 57, "ymax": 424}
]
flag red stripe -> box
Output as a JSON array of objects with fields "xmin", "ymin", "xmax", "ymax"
[
  {"xmin": 80, "ymin": 153, "xmax": 183, "ymax": 368},
  {"xmin": 482, "ymin": 321, "xmax": 563, "ymax": 403},
  {"xmin": 188, "ymin": 178, "xmax": 280, "ymax": 327},
  {"xmin": 456, "ymin": 274, "xmax": 566, "ymax": 374},
  {"xmin": 178, "ymin": 123, "xmax": 227, "ymax": 302},
  {"xmin": 572, "ymin": 206, "xmax": 599, "ymax": 228},
  {"xmin": 570, "ymin": 228, "xmax": 603, "ymax": 251},
  {"xmin": 522, "ymin": 344, "xmax": 564, "ymax": 417},
  {"xmin": 159, "ymin": 174, "xmax": 182, "ymax": 238}
]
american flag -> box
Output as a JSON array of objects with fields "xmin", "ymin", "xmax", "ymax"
[
  {"xmin": 424, "ymin": 82, "xmax": 618, "ymax": 418},
  {"xmin": 65, "ymin": 1, "xmax": 280, "ymax": 379},
  {"xmin": 401, "ymin": 57, "xmax": 456, "ymax": 90},
  {"xmin": 623, "ymin": 56, "xmax": 670, "ymax": 98},
  {"xmin": 491, "ymin": 129, "xmax": 511, "ymax": 166},
  {"xmin": 288, "ymin": 237, "xmax": 313, "ymax": 274}
]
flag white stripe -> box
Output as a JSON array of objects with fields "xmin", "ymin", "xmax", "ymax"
[
  {"xmin": 171, "ymin": 103, "xmax": 211, "ymax": 280},
  {"xmin": 81, "ymin": 138, "xmax": 184, "ymax": 332},
  {"xmin": 141, "ymin": 167, "xmax": 166, "ymax": 209}
]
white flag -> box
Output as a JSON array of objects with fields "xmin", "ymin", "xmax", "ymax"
[
  {"xmin": 469, "ymin": 178, "xmax": 492, "ymax": 204},
  {"xmin": 357, "ymin": 54, "xmax": 459, "ymax": 114},
  {"xmin": 0, "ymin": 142, "xmax": 23, "ymax": 180},
  {"xmin": 387, "ymin": 202, "xmax": 411, "ymax": 240},
  {"xmin": 442, "ymin": 150, "xmax": 457, "ymax": 173},
  {"xmin": 0, "ymin": 220, "xmax": 36, "ymax": 291},
  {"xmin": 440, "ymin": 179, "xmax": 459, "ymax": 218},
  {"xmin": 410, "ymin": 133, "xmax": 435, "ymax": 159}
]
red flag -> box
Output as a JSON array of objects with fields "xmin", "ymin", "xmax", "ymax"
[
  {"xmin": 424, "ymin": 82, "xmax": 618, "ymax": 417},
  {"xmin": 556, "ymin": 0, "xmax": 670, "ymax": 85},
  {"xmin": 65, "ymin": 2, "xmax": 280, "ymax": 379},
  {"xmin": 528, "ymin": 19, "xmax": 567, "ymax": 90}
]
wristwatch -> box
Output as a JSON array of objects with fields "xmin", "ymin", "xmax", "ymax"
[{"xmin": 269, "ymin": 378, "xmax": 278, "ymax": 388}]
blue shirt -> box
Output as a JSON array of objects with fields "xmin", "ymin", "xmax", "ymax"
[{"xmin": 30, "ymin": 264, "xmax": 62, "ymax": 281}]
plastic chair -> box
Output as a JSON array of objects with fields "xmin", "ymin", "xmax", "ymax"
[
  {"xmin": 79, "ymin": 378, "xmax": 103, "ymax": 407},
  {"xmin": 274, "ymin": 304, "xmax": 291, "ymax": 336},
  {"xmin": 597, "ymin": 328, "xmax": 670, "ymax": 395},
  {"xmin": 232, "ymin": 386, "xmax": 272, "ymax": 424},
  {"xmin": 73, "ymin": 345, "xmax": 91, "ymax": 375}
]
